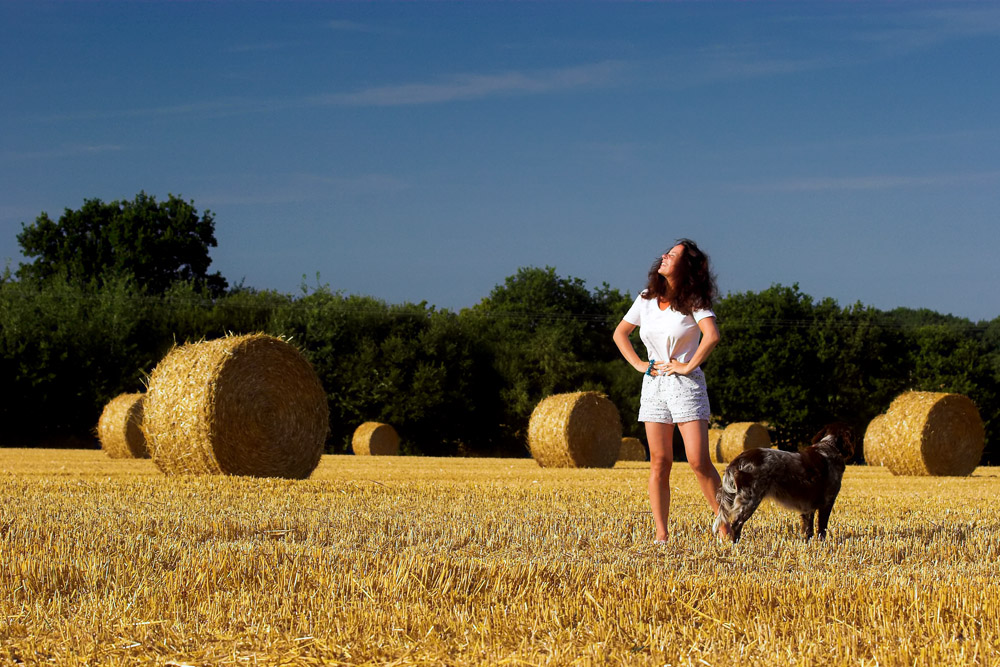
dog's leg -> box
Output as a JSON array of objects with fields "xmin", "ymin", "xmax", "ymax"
[
  {"xmin": 731, "ymin": 521, "xmax": 746, "ymax": 543},
  {"xmin": 816, "ymin": 503, "xmax": 835, "ymax": 540},
  {"xmin": 799, "ymin": 512, "xmax": 815, "ymax": 541}
]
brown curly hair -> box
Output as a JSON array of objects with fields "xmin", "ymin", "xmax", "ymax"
[{"xmin": 642, "ymin": 238, "xmax": 718, "ymax": 316}]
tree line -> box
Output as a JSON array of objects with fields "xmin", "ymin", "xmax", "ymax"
[{"xmin": 3, "ymin": 193, "xmax": 997, "ymax": 462}]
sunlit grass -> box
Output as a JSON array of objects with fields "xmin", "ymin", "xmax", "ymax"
[{"xmin": 1, "ymin": 449, "xmax": 997, "ymax": 665}]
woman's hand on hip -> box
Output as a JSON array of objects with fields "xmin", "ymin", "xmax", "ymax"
[
  {"xmin": 664, "ymin": 358, "xmax": 693, "ymax": 376},
  {"xmin": 644, "ymin": 359, "xmax": 670, "ymax": 376}
]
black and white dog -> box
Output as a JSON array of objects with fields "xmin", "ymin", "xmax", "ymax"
[{"xmin": 713, "ymin": 423, "xmax": 855, "ymax": 543}]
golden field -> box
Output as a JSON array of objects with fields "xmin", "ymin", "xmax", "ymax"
[{"xmin": 1, "ymin": 449, "xmax": 997, "ymax": 666}]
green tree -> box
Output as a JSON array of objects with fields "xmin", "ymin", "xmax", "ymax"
[
  {"xmin": 269, "ymin": 288, "xmax": 504, "ymax": 456},
  {"xmin": 811, "ymin": 300, "xmax": 909, "ymax": 430},
  {"xmin": 16, "ymin": 191, "xmax": 227, "ymax": 295},
  {"xmin": 872, "ymin": 308, "xmax": 998, "ymax": 464},
  {"xmin": 709, "ymin": 284, "xmax": 820, "ymax": 432},
  {"xmin": 0, "ymin": 275, "xmax": 146, "ymax": 444},
  {"xmin": 0, "ymin": 276, "xmax": 295, "ymax": 447},
  {"xmin": 981, "ymin": 316, "xmax": 1000, "ymax": 463},
  {"xmin": 463, "ymin": 267, "xmax": 635, "ymax": 445}
]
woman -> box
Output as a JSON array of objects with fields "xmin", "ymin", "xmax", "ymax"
[{"xmin": 612, "ymin": 239, "xmax": 729, "ymax": 542}]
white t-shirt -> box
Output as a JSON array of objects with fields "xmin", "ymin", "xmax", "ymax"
[{"xmin": 622, "ymin": 292, "xmax": 715, "ymax": 365}]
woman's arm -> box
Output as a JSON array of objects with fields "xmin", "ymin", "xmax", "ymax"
[
  {"xmin": 664, "ymin": 316, "xmax": 720, "ymax": 376},
  {"xmin": 612, "ymin": 319, "xmax": 650, "ymax": 374}
]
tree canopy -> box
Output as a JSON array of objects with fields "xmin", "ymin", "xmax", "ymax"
[
  {"xmin": 16, "ymin": 192, "xmax": 227, "ymax": 296},
  {"xmin": 465, "ymin": 267, "xmax": 634, "ymax": 442},
  {"xmin": 2, "ymin": 233, "xmax": 998, "ymax": 462}
]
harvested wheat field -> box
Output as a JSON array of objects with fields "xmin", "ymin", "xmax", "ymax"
[{"xmin": 1, "ymin": 449, "xmax": 998, "ymax": 666}]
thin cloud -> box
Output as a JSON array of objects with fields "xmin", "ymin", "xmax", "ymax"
[
  {"xmin": 227, "ymin": 40, "xmax": 303, "ymax": 54},
  {"xmin": 736, "ymin": 171, "xmax": 1000, "ymax": 193},
  {"xmin": 1, "ymin": 144, "xmax": 125, "ymax": 160},
  {"xmin": 688, "ymin": 7, "xmax": 1000, "ymax": 85},
  {"xmin": 200, "ymin": 172, "xmax": 410, "ymax": 206},
  {"xmin": 314, "ymin": 60, "xmax": 627, "ymax": 107},
  {"xmin": 865, "ymin": 6, "xmax": 1000, "ymax": 39},
  {"xmin": 844, "ymin": 6, "xmax": 1000, "ymax": 56},
  {"xmin": 40, "ymin": 60, "xmax": 628, "ymax": 121},
  {"xmin": 637, "ymin": 41, "xmax": 843, "ymax": 91},
  {"xmin": 578, "ymin": 141, "xmax": 649, "ymax": 164},
  {"xmin": 697, "ymin": 50, "xmax": 832, "ymax": 83},
  {"xmin": 43, "ymin": 98, "xmax": 274, "ymax": 122},
  {"xmin": 328, "ymin": 20, "xmax": 393, "ymax": 35}
]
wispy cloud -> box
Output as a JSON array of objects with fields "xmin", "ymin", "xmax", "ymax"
[
  {"xmin": 328, "ymin": 20, "xmax": 395, "ymax": 35},
  {"xmin": 40, "ymin": 60, "xmax": 628, "ymax": 121},
  {"xmin": 683, "ymin": 6, "xmax": 1000, "ymax": 86},
  {"xmin": 200, "ymin": 172, "xmax": 410, "ymax": 207},
  {"xmin": 227, "ymin": 40, "xmax": 303, "ymax": 54},
  {"xmin": 228, "ymin": 19, "xmax": 394, "ymax": 52},
  {"xmin": 736, "ymin": 170, "xmax": 1000, "ymax": 193},
  {"xmin": 43, "ymin": 98, "xmax": 273, "ymax": 121},
  {"xmin": 313, "ymin": 60, "xmax": 626, "ymax": 107},
  {"xmin": 0, "ymin": 144, "xmax": 125, "ymax": 160},
  {"xmin": 850, "ymin": 6, "xmax": 1000, "ymax": 53},
  {"xmin": 578, "ymin": 141, "xmax": 649, "ymax": 164}
]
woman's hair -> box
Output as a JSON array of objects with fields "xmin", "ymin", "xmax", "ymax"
[{"xmin": 642, "ymin": 238, "xmax": 718, "ymax": 315}]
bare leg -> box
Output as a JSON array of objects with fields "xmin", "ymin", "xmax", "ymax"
[
  {"xmin": 677, "ymin": 420, "xmax": 731, "ymax": 539},
  {"xmin": 644, "ymin": 421, "xmax": 674, "ymax": 541}
]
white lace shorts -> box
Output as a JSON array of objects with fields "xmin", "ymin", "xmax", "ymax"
[{"xmin": 638, "ymin": 367, "xmax": 711, "ymax": 424}]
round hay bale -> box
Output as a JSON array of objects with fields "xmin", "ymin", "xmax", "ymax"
[
  {"xmin": 352, "ymin": 422, "xmax": 400, "ymax": 456},
  {"xmin": 97, "ymin": 392, "xmax": 149, "ymax": 459},
  {"xmin": 863, "ymin": 413, "xmax": 889, "ymax": 466},
  {"xmin": 143, "ymin": 334, "xmax": 329, "ymax": 479},
  {"xmin": 618, "ymin": 436, "xmax": 647, "ymax": 462},
  {"xmin": 720, "ymin": 422, "xmax": 771, "ymax": 463},
  {"xmin": 880, "ymin": 391, "xmax": 984, "ymax": 477},
  {"xmin": 528, "ymin": 391, "xmax": 621, "ymax": 468},
  {"xmin": 708, "ymin": 427, "xmax": 726, "ymax": 464}
]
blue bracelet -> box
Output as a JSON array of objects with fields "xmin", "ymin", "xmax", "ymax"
[{"xmin": 645, "ymin": 359, "xmax": 655, "ymax": 376}]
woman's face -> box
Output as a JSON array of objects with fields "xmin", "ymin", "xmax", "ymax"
[{"xmin": 657, "ymin": 244, "xmax": 685, "ymax": 280}]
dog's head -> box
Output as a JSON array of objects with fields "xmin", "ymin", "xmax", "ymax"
[
  {"xmin": 713, "ymin": 467, "xmax": 754, "ymax": 533},
  {"xmin": 811, "ymin": 422, "xmax": 855, "ymax": 460}
]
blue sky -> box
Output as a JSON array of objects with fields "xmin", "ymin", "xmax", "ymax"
[{"xmin": 2, "ymin": 2, "xmax": 999, "ymax": 321}]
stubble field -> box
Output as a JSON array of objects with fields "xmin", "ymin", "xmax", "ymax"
[{"xmin": 1, "ymin": 449, "xmax": 998, "ymax": 666}]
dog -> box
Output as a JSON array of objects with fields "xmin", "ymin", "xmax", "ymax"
[{"xmin": 713, "ymin": 423, "xmax": 855, "ymax": 543}]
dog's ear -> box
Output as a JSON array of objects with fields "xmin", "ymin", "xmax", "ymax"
[
  {"xmin": 839, "ymin": 428, "xmax": 856, "ymax": 459},
  {"xmin": 813, "ymin": 421, "xmax": 856, "ymax": 458},
  {"xmin": 732, "ymin": 469, "xmax": 753, "ymax": 491},
  {"xmin": 811, "ymin": 423, "xmax": 836, "ymax": 444}
]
